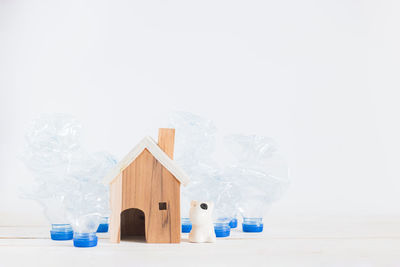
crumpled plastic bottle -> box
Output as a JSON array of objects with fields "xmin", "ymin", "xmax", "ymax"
[
  {"xmin": 64, "ymin": 153, "xmax": 116, "ymax": 247},
  {"xmin": 21, "ymin": 114, "xmax": 81, "ymax": 240},
  {"xmin": 21, "ymin": 114, "xmax": 116, "ymax": 245},
  {"xmin": 224, "ymin": 134, "xmax": 289, "ymax": 232},
  {"xmin": 168, "ymin": 112, "xmax": 289, "ymax": 235},
  {"xmin": 168, "ymin": 111, "xmax": 218, "ymax": 233},
  {"xmin": 209, "ymin": 178, "xmax": 240, "ymax": 237}
]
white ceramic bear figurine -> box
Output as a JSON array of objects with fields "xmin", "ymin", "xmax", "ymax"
[{"xmin": 189, "ymin": 200, "xmax": 216, "ymax": 243}]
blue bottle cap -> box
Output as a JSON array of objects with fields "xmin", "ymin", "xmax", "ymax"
[
  {"xmin": 242, "ymin": 218, "xmax": 263, "ymax": 232},
  {"xmin": 242, "ymin": 223, "xmax": 263, "ymax": 232},
  {"xmin": 181, "ymin": 218, "xmax": 192, "ymax": 233},
  {"xmin": 214, "ymin": 223, "xmax": 230, "ymax": 238},
  {"xmin": 50, "ymin": 230, "xmax": 73, "ymax": 240},
  {"xmin": 182, "ymin": 223, "xmax": 192, "ymax": 233},
  {"xmin": 229, "ymin": 218, "xmax": 238, "ymax": 228},
  {"xmin": 97, "ymin": 223, "xmax": 109, "ymax": 233},
  {"xmin": 73, "ymin": 233, "xmax": 98, "ymax": 248},
  {"xmin": 50, "ymin": 224, "xmax": 73, "ymax": 241}
]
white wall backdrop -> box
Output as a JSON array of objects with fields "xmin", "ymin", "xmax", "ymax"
[{"xmin": 1, "ymin": 0, "xmax": 399, "ymax": 225}]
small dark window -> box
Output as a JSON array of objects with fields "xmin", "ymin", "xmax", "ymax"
[{"xmin": 159, "ymin": 202, "xmax": 167, "ymax": 210}]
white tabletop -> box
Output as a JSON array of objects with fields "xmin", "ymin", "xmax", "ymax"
[{"xmin": 0, "ymin": 217, "xmax": 399, "ymax": 267}]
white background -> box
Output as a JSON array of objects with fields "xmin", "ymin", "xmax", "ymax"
[{"xmin": 1, "ymin": 0, "xmax": 399, "ymax": 226}]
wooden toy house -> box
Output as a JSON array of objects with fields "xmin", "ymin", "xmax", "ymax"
[{"xmin": 104, "ymin": 128, "xmax": 190, "ymax": 243}]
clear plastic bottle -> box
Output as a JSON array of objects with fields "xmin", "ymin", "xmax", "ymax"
[
  {"xmin": 22, "ymin": 114, "xmax": 117, "ymax": 246},
  {"xmin": 237, "ymin": 184, "xmax": 271, "ymax": 232},
  {"xmin": 20, "ymin": 185, "xmax": 74, "ymax": 240},
  {"xmin": 236, "ymin": 167, "xmax": 288, "ymax": 232},
  {"xmin": 21, "ymin": 114, "xmax": 81, "ymax": 241},
  {"xmin": 169, "ymin": 113, "xmax": 289, "ymax": 236},
  {"xmin": 211, "ymin": 179, "xmax": 239, "ymax": 238},
  {"xmin": 169, "ymin": 112, "xmax": 221, "ymax": 235},
  {"xmin": 224, "ymin": 134, "xmax": 290, "ymax": 233},
  {"xmin": 65, "ymin": 158, "xmax": 114, "ymax": 247},
  {"xmin": 70, "ymin": 214, "xmax": 101, "ymax": 248},
  {"xmin": 64, "ymin": 182, "xmax": 110, "ymax": 247}
]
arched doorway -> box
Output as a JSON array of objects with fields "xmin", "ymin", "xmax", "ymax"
[{"xmin": 120, "ymin": 208, "xmax": 146, "ymax": 241}]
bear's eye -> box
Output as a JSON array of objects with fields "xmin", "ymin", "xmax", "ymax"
[{"xmin": 200, "ymin": 203, "xmax": 208, "ymax": 210}]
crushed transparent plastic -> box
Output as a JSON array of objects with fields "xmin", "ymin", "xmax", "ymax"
[
  {"xmin": 169, "ymin": 112, "xmax": 289, "ymax": 223},
  {"xmin": 224, "ymin": 134, "xmax": 289, "ymax": 218},
  {"xmin": 21, "ymin": 114, "xmax": 116, "ymax": 234},
  {"xmin": 168, "ymin": 111, "xmax": 219, "ymax": 219}
]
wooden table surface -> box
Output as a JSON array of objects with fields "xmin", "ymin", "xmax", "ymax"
[{"xmin": 0, "ymin": 217, "xmax": 399, "ymax": 267}]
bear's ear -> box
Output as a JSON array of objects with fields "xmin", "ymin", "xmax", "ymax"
[{"xmin": 191, "ymin": 200, "xmax": 197, "ymax": 207}]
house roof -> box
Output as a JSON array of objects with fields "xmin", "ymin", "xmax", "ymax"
[{"xmin": 103, "ymin": 136, "xmax": 190, "ymax": 186}]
